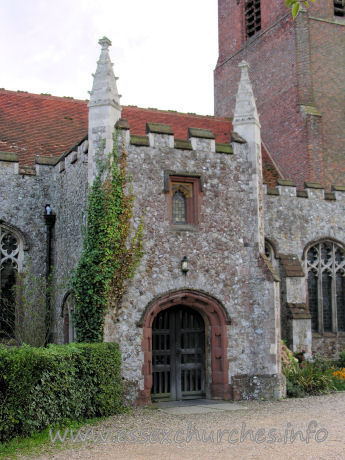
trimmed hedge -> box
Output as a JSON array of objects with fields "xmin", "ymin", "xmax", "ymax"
[{"xmin": 0, "ymin": 342, "xmax": 123, "ymax": 442}]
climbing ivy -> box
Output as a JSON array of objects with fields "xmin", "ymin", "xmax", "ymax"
[{"xmin": 72, "ymin": 134, "xmax": 144, "ymax": 342}]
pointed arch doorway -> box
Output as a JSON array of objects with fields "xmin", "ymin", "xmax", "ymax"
[
  {"xmin": 152, "ymin": 305, "xmax": 205, "ymax": 400},
  {"xmin": 139, "ymin": 289, "xmax": 231, "ymax": 404}
]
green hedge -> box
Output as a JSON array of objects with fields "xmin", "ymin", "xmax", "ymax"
[{"xmin": 0, "ymin": 342, "xmax": 123, "ymax": 442}]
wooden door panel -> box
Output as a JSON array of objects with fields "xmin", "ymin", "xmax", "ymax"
[{"xmin": 152, "ymin": 306, "xmax": 205, "ymax": 400}]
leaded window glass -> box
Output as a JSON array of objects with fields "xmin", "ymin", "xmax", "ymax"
[
  {"xmin": 0, "ymin": 227, "xmax": 21, "ymax": 339},
  {"xmin": 172, "ymin": 191, "xmax": 186, "ymax": 225},
  {"xmin": 306, "ymin": 241, "xmax": 345, "ymax": 333}
]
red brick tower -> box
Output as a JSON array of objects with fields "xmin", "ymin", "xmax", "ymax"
[{"xmin": 214, "ymin": 0, "xmax": 345, "ymax": 188}]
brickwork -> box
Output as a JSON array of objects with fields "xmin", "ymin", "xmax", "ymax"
[
  {"xmin": 215, "ymin": 11, "xmax": 311, "ymax": 186},
  {"xmin": 215, "ymin": 0, "xmax": 345, "ymax": 188},
  {"xmin": 309, "ymin": 17, "xmax": 345, "ymax": 186}
]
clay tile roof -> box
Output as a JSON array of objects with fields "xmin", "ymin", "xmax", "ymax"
[
  {"xmin": 0, "ymin": 89, "xmax": 280, "ymax": 184},
  {"xmin": 122, "ymin": 106, "xmax": 231, "ymax": 143},
  {"xmin": 0, "ymin": 90, "xmax": 88, "ymax": 166}
]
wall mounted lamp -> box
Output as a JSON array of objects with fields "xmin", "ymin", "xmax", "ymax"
[
  {"xmin": 181, "ymin": 256, "xmax": 189, "ymax": 274},
  {"xmin": 45, "ymin": 204, "xmax": 52, "ymax": 215}
]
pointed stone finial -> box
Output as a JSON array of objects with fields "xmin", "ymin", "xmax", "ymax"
[
  {"xmin": 98, "ymin": 36, "xmax": 112, "ymax": 49},
  {"xmin": 88, "ymin": 37, "xmax": 122, "ymax": 184},
  {"xmin": 232, "ymin": 60, "xmax": 264, "ymax": 255},
  {"xmin": 233, "ymin": 60, "xmax": 260, "ymax": 128},
  {"xmin": 88, "ymin": 36, "xmax": 121, "ymax": 111}
]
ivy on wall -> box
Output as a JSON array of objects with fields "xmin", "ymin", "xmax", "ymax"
[{"xmin": 72, "ymin": 135, "xmax": 144, "ymax": 342}]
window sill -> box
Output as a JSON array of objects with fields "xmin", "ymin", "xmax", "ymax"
[
  {"xmin": 170, "ymin": 224, "xmax": 198, "ymax": 232},
  {"xmin": 312, "ymin": 332, "xmax": 345, "ymax": 338}
]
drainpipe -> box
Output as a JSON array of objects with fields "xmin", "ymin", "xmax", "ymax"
[{"xmin": 44, "ymin": 204, "xmax": 56, "ymax": 344}]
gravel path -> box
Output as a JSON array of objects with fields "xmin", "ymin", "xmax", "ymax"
[{"xmin": 33, "ymin": 393, "xmax": 345, "ymax": 459}]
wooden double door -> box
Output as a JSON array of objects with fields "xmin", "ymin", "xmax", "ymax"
[{"xmin": 151, "ymin": 305, "xmax": 205, "ymax": 400}]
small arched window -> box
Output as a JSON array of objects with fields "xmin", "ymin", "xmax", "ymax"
[
  {"xmin": 172, "ymin": 190, "xmax": 187, "ymax": 225},
  {"xmin": 265, "ymin": 240, "xmax": 274, "ymax": 262},
  {"xmin": 62, "ymin": 293, "xmax": 76, "ymax": 343},
  {"xmin": 0, "ymin": 226, "xmax": 22, "ymax": 339},
  {"xmin": 306, "ymin": 240, "xmax": 345, "ymax": 333}
]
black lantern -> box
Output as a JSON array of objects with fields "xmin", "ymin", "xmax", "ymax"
[
  {"xmin": 45, "ymin": 204, "xmax": 52, "ymax": 215},
  {"xmin": 181, "ymin": 256, "xmax": 189, "ymax": 274}
]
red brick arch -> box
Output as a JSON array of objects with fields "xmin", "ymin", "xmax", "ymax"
[{"xmin": 137, "ymin": 289, "xmax": 231, "ymax": 404}]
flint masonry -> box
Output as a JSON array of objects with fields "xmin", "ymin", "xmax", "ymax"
[{"xmin": 1, "ymin": 0, "xmax": 345, "ymax": 403}]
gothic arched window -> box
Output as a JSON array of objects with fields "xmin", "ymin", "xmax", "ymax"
[
  {"xmin": 62, "ymin": 293, "xmax": 76, "ymax": 344},
  {"xmin": 172, "ymin": 190, "xmax": 187, "ymax": 225},
  {"xmin": 0, "ymin": 226, "xmax": 22, "ymax": 339},
  {"xmin": 306, "ymin": 241, "xmax": 345, "ymax": 333}
]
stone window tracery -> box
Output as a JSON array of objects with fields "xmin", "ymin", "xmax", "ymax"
[
  {"xmin": 0, "ymin": 226, "xmax": 22, "ymax": 339},
  {"xmin": 168, "ymin": 176, "xmax": 201, "ymax": 227},
  {"xmin": 306, "ymin": 241, "xmax": 345, "ymax": 333}
]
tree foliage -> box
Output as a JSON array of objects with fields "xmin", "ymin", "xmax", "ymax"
[
  {"xmin": 285, "ymin": 0, "xmax": 316, "ymax": 19},
  {"xmin": 72, "ymin": 135, "xmax": 144, "ymax": 342},
  {"xmin": 0, "ymin": 264, "xmax": 53, "ymax": 347}
]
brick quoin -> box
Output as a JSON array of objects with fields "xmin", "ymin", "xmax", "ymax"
[{"xmin": 214, "ymin": 0, "xmax": 345, "ymax": 189}]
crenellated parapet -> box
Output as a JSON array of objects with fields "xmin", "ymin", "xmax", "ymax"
[
  {"xmin": 0, "ymin": 138, "xmax": 88, "ymax": 177},
  {"xmin": 265, "ymin": 179, "xmax": 345, "ymax": 203},
  {"xmin": 115, "ymin": 119, "xmax": 235, "ymax": 155}
]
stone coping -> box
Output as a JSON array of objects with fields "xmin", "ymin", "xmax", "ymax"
[
  {"xmin": 174, "ymin": 139, "xmax": 192, "ymax": 150},
  {"xmin": 277, "ymin": 178, "xmax": 296, "ymax": 187},
  {"xmin": 231, "ymin": 132, "xmax": 246, "ymax": 144},
  {"xmin": 332, "ymin": 184, "xmax": 345, "ymax": 192},
  {"xmin": 188, "ymin": 127, "xmax": 215, "ymax": 139},
  {"xmin": 130, "ymin": 135, "xmax": 150, "ymax": 146},
  {"xmin": 18, "ymin": 166, "xmax": 36, "ymax": 176},
  {"xmin": 0, "ymin": 151, "xmax": 18, "ymax": 162},
  {"xmin": 146, "ymin": 122, "xmax": 173, "ymax": 135},
  {"xmin": 325, "ymin": 192, "xmax": 336, "ymax": 201},
  {"xmin": 267, "ymin": 187, "xmax": 280, "ymax": 196},
  {"xmin": 215, "ymin": 143, "xmax": 233, "ymax": 154},
  {"xmin": 35, "ymin": 155, "xmax": 59, "ymax": 166},
  {"xmin": 286, "ymin": 303, "xmax": 311, "ymax": 320},
  {"xmin": 279, "ymin": 254, "xmax": 305, "ymax": 277},
  {"xmin": 115, "ymin": 118, "xmax": 130, "ymax": 130},
  {"xmin": 304, "ymin": 181, "xmax": 324, "ymax": 189},
  {"xmin": 296, "ymin": 190, "xmax": 308, "ymax": 198}
]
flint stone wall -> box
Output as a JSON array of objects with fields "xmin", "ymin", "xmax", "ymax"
[
  {"xmin": 103, "ymin": 132, "xmax": 281, "ymax": 401},
  {"xmin": 50, "ymin": 142, "xmax": 89, "ymax": 343},
  {"xmin": 0, "ymin": 160, "xmax": 53, "ymax": 280},
  {"xmin": 264, "ymin": 184, "xmax": 345, "ymax": 355}
]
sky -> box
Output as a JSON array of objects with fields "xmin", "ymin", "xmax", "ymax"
[{"xmin": 1, "ymin": 1, "xmax": 218, "ymax": 115}]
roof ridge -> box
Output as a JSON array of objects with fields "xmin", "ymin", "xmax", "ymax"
[
  {"xmin": 0, "ymin": 88, "xmax": 89, "ymax": 104},
  {"xmin": 0, "ymin": 89, "xmax": 233, "ymax": 121},
  {"xmin": 124, "ymin": 105, "xmax": 232, "ymax": 121}
]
